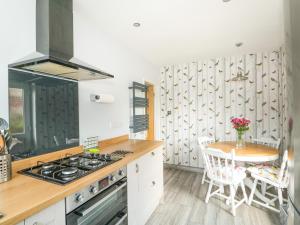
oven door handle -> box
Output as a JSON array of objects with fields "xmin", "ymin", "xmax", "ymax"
[
  {"xmin": 114, "ymin": 213, "xmax": 128, "ymax": 225},
  {"xmin": 75, "ymin": 181, "xmax": 127, "ymax": 217}
]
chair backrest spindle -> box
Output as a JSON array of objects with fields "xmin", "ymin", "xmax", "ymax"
[
  {"xmin": 198, "ymin": 136, "xmax": 215, "ymax": 169},
  {"xmin": 252, "ymin": 137, "xmax": 281, "ymax": 149},
  {"xmin": 201, "ymin": 147, "xmax": 235, "ymax": 184}
]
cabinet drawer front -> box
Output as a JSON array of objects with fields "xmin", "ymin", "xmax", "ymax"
[
  {"xmin": 148, "ymin": 146, "xmax": 163, "ymax": 162},
  {"xmin": 24, "ymin": 200, "xmax": 65, "ymax": 225},
  {"xmin": 138, "ymin": 147, "xmax": 163, "ymax": 183},
  {"xmin": 148, "ymin": 147, "xmax": 163, "ymax": 180}
]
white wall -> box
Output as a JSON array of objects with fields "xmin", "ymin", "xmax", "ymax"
[
  {"xmin": 0, "ymin": 1, "xmax": 160, "ymax": 144},
  {"xmin": 73, "ymin": 12, "xmax": 160, "ymax": 142},
  {"xmin": 0, "ymin": 0, "xmax": 36, "ymax": 121}
]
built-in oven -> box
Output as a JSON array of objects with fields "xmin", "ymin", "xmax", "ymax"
[{"xmin": 66, "ymin": 167, "xmax": 127, "ymax": 225}]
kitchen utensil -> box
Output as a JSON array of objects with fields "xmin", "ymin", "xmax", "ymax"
[
  {"xmin": 0, "ymin": 118, "xmax": 8, "ymax": 131},
  {"xmin": 0, "ymin": 135, "xmax": 5, "ymax": 154},
  {"xmin": 0, "ymin": 118, "xmax": 9, "ymax": 155}
]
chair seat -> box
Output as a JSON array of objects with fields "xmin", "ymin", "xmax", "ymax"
[
  {"xmin": 247, "ymin": 165, "xmax": 286, "ymax": 187},
  {"xmin": 208, "ymin": 166, "xmax": 246, "ymax": 184}
]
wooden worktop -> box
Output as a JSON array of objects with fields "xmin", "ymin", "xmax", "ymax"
[{"xmin": 0, "ymin": 139, "xmax": 163, "ymax": 225}]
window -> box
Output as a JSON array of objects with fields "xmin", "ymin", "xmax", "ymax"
[{"xmin": 9, "ymin": 88, "xmax": 25, "ymax": 134}]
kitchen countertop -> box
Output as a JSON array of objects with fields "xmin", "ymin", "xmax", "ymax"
[{"xmin": 0, "ymin": 139, "xmax": 163, "ymax": 225}]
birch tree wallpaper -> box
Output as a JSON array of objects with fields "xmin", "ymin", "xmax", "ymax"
[{"xmin": 160, "ymin": 49, "xmax": 288, "ymax": 168}]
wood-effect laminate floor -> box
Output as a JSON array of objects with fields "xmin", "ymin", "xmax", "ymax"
[{"xmin": 146, "ymin": 167, "xmax": 280, "ymax": 225}]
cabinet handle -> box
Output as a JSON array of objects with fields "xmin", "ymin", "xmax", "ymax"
[
  {"xmin": 151, "ymin": 152, "xmax": 155, "ymax": 156},
  {"xmin": 135, "ymin": 163, "xmax": 139, "ymax": 173},
  {"xmin": 152, "ymin": 181, "xmax": 156, "ymax": 186}
]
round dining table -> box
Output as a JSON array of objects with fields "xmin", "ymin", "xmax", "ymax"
[
  {"xmin": 208, "ymin": 141, "xmax": 279, "ymax": 162},
  {"xmin": 208, "ymin": 141, "xmax": 279, "ymax": 206}
]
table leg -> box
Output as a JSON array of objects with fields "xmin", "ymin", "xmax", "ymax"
[{"xmin": 261, "ymin": 181, "xmax": 267, "ymax": 196}]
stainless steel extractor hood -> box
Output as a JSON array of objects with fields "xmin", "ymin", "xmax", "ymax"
[{"xmin": 9, "ymin": 0, "xmax": 114, "ymax": 81}]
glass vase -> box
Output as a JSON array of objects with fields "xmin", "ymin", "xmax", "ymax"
[{"xmin": 236, "ymin": 130, "xmax": 246, "ymax": 149}]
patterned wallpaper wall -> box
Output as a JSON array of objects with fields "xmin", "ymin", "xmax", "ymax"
[{"xmin": 160, "ymin": 49, "xmax": 288, "ymax": 168}]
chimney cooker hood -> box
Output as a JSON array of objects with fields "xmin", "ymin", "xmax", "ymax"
[{"xmin": 9, "ymin": 0, "xmax": 114, "ymax": 81}]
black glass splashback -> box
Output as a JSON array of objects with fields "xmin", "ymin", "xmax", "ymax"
[{"xmin": 8, "ymin": 70, "xmax": 79, "ymax": 160}]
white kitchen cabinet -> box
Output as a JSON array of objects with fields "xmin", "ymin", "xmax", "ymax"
[
  {"xmin": 24, "ymin": 200, "xmax": 65, "ymax": 225},
  {"xmin": 127, "ymin": 146, "xmax": 164, "ymax": 225},
  {"xmin": 127, "ymin": 158, "xmax": 140, "ymax": 225}
]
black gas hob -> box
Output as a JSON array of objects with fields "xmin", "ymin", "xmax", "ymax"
[{"xmin": 19, "ymin": 151, "xmax": 130, "ymax": 185}]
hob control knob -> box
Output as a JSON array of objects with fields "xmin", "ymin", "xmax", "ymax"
[
  {"xmin": 75, "ymin": 194, "xmax": 84, "ymax": 203},
  {"xmin": 119, "ymin": 170, "xmax": 125, "ymax": 176},
  {"xmin": 110, "ymin": 175, "xmax": 116, "ymax": 182},
  {"xmin": 90, "ymin": 186, "xmax": 97, "ymax": 194}
]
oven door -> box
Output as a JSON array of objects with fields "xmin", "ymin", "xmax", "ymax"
[{"xmin": 67, "ymin": 178, "xmax": 127, "ymax": 225}]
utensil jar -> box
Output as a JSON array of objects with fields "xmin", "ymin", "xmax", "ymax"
[{"xmin": 0, "ymin": 154, "xmax": 12, "ymax": 183}]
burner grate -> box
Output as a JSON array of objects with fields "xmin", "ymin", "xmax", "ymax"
[{"xmin": 111, "ymin": 150, "xmax": 133, "ymax": 158}]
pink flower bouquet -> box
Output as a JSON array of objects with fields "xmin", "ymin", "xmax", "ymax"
[
  {"xmin": 231, "ymin": 117, "xmax": 251, "ymax": 148},
  {"xmin": 231, "ymin": 117, "xmax": 251, "ymax": 132}
]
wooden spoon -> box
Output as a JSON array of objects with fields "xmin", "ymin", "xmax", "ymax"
[{"xmin": 0, "ymin": 135, "xmax": 5, "ymax": 154}]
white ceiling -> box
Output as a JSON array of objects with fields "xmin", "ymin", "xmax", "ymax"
[{"xmin": 74, "ymin": 0, "xmax": 284, "ymax": 67}]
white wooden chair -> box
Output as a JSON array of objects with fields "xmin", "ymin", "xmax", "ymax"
[
  {"xmin": 198, "ymin": 136, "xmax": 215, "ymax": 184},
  {"xmin": 251, "ymin": 137, "xmax": 281, "ymax": 150},
  {"xmin": 250, "ymin": 137, "xmax": 281, "ymax": 193},
  {"xmin": 247, "ymin": 150, "xmax": 289, "ymax": 213},
  {"xmin": 201, "ymin": 147, "xmax": 248, "ymax": 216}
]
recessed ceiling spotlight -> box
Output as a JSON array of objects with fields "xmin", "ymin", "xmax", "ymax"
[
  {"xmin": 235, "ymin": 42, "xmax": 243, "ymax": 47},
  {"xmin": 133, "ymin": 22, "xmax": 141, "ymax": 27},
  {"xmin": 223, "ymin": 0, "xmax": 231, "ymax": 2}
]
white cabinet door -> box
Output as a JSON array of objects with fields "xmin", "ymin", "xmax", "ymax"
[
  {"xmin": 127, "ymin": 146, "xmax": 164, "ymax": 225},
  {"xmin": 127, "ymin": 160, "xmax": 140, "ymax": 225},
  {"xmin": 139, "ymin": 147, "xmax": 163, "ymax": 223},
  {"xmin": 138, "ymin": 153, "xmax": 155, "ymax": 225},
  {"xmin": 147, "ymin": 147, "xmax": 164, "ymax": 211},
  {"xmin": 24, "ymin": 200, "xmax": 65, "ymax": 225}
]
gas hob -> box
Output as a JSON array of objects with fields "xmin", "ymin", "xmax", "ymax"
[{"xmin": 19, "ymin": 151, "xmax": 131, "ymax": 185}]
